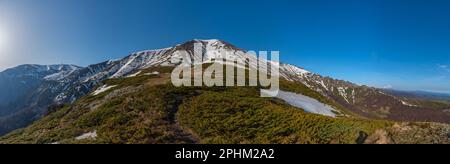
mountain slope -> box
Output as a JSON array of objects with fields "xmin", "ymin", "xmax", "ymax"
[
  {"xmin": 281, "ymin": 64, "xmax": 450, "ymax": 123},
  {"xmin": 0, "ymin": 64, "xmax": 80, "ymax": 111},
  {"xmin": 1, "ymin": 66, "xmax": 448, "ymax": 144},
  {"xmin": 0, "ymin": 39, "xmax": 449, "ymax": 142},
  {"xmin": 0, "ymin": 39, "xmax": 244, "ymax": 135},
  {"xmin": 0, "ymin": 64, "xmax": 81, "ymax": 135}
]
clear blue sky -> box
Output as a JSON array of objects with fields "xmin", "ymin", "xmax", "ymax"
[{"xmin": 0, "ymin": 0, "xmax": 449, "ymax": 93}]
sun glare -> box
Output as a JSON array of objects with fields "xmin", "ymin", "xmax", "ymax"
[{"xmin": 0, "ymin": 29, "xmax": 6, "ymax": 52}]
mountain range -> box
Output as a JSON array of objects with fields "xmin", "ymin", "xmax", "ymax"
[
  {"xmin": 0, "ymin": 39, "xmax": 449, "ymax": 144},
  {"xmin": 383, "ymin": 89, "xmax": 450, "ymax": 101}
]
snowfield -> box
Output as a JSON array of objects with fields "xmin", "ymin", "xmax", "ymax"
[
  {"xmin": 267, "ymin": 90, "xmax": 337, "ymax": 117},
  {"xmin": 126, "ymin": 71, "xmax": 142, "ymax": 77},
  {"xmin": 143, "ymin": 71, "xmax": 160, "ymax": 76},
  {"xmin": 92, "ymin": 85, "xmax": 117, "ymax": 96},
  {"xmin": 75, "ymin": 131, "xmax": 97, "ymax": 140},
  {"xmin": 401, "ymin": 100, "xmax": 418, "ymax": 107}
]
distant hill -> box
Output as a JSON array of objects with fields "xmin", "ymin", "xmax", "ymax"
[{"xmin": 383, "ymin": 89, "xmax": 450, "ymax": 101}]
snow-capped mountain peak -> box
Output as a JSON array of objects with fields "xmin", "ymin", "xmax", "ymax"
[{"xmin": 108, "ymin": 39, "xmax": 244, "ymax": 78}]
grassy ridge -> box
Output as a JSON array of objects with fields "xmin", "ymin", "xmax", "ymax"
[
  {"xmin": 0, "ymin": 74, "xmax": 391, "ymax": 144},
  {"xmin": 177, "ymin": 87, "xmax": 391, "ymax": 144},
  {"xmin": 0, "ymin": 66, "xmax": 447, "ymax": 144}
]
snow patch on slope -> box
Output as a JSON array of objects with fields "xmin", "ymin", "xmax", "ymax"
[
  {"xmin": 126, "ymin": 71, "xmax": 142, "ymax": 78},
  {"xmin": 75, "ymin": 131, "xmax": 97, "ymax": 140},
  {"xmin": 266, "ymin": 90, "xmax": 337, "ymax": 117},
  {"xmin": 401, "ymin": 100, "xmax": 418, "ymax": 107},
  {"xmin": 317, "ymin": 80, "xmax": 328, "ymax": 91},
  {"xmin": 43, "ymin": 65, "xmax": 81, "ymax": 81},
  {"xmin": 92, "ymin": 85, "xmax": 117, "ymax": 96},
  {"xmin": 280, "ymin": 64, "xmax": 310, "ymax": 80},
  {"xmin": 338, "ymin": 87, "xmax": 350, "ymax": 103},
  {"xmin": 111, "ymin": 54, "xmax": 139, "ymax": 78},
  {"xmin": 143, "ymin": 71, "xmax": 160, "ymax": 76}
]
